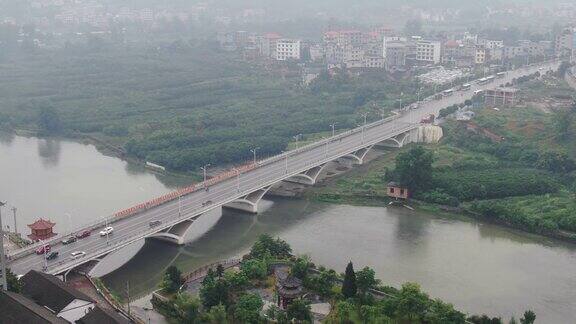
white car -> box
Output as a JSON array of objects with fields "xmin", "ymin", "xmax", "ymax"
[
  {"xmin": 99, "ymin": 226, "xmax": 114, "ymax": 236},
  {"xmin": 71, "ymin": 251, "xmax": 86, "ymax": 259}
]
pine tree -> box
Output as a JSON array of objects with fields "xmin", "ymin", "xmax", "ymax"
[{"xmin": 341, "ymin": 261, "xmax": 357, "ymax": 298}]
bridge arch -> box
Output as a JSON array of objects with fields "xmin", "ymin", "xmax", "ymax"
[
  {"xmin": 284, "ymin": 163, "xmax": 328, "ymax": 185},
  {"xmin": 223, "ymin": 186, "xmax": 272, "ymax": 214}
]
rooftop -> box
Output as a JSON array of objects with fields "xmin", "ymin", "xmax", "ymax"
[
  {"xmin": 27, "ymin": 218, "xmax": 56, "ymax": 230},
  {"xmin": 0, "ymin": 290, "xmax": 68, "ymax": 324}
]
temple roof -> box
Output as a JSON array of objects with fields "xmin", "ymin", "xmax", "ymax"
[{"xmin": 27, "ymin": 218, "xmax": 55, "ymax": 230}]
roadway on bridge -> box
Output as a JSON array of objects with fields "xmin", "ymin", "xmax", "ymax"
[{"xmin": 7, "ymin": 61, "xmax": 559, "ymax": 276}]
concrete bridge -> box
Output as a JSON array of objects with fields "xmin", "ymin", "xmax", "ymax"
[{"xmin": 6, "ymin": 60, "xmax": 559, "ymax": 278}]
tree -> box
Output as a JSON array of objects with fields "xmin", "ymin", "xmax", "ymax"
[
  {"xmin": 356, "ymin": 266, "xmax": 380, "ymax": 295},
  {"xmin": 304, "ymin": 269, "xmax": 337, "ymax": 297},
  {"xmin": 341, "ymin": 261, "xmax": 357, "ymax": 299},
  {"xmin": 250, "ymin": 234, "xmax": 292, "ymax": 259},
  {"xmin": 162, "ymin": 265, "xmax": 184, "ymax": 293},
  {"xmin": 216, "ymin": 264, "xmax": 225, "ymax": 278},
  {"xmin": 174, "ymin": 293, "xmax": 201, "ymax": 324},
  {"xmin": 240, "ymin": 259, "xmax": 267, "ymax": 280},
  {"xmin": 204, "ymin": 303, "xmax": 228, "ymax": 324},
  {"xmin": 200, "ymin": 274, "xmax": 231, "ymax": 308},
  {"xmin": 5, "ymin": 268, "xmax": 21, "ymax": 293},
  {"xmin": 334, "ymin": 301, "xmax": 355, "ymax": 323},
  {"xmin": 291, "ymin": 256, "xmax": 311, "ymax": 279},
  {"xmin": 286, "ymin": 298, "xmax": 312, "ymax": 322},
  {"xmin": 395, "ymin": 146, "xmax": 434, "ymax": 192},
  {"xmin": 426, "ymin": 299, "xmax": 466, "ymax": 324},
  {"xmin": 520, "ymin": 310, "xmax": 536, "ymax": 324},
  {"xmin": 553, "ymin": 109, "xmax": 573, "ymax": 141},
  {"xmin": 37, "ymin": 106, "xmax": 62, "ymax": 134},
  {"xmin": 404, "ymin": 19, "xmax": 423, "ymax": 36},
  {"xmin": 234, "ymin": 293, "xmax": 263, "ymax": 323},
  {"xmin": 395, "ymin": 282, "xmax": 430, "ymax": 321}
]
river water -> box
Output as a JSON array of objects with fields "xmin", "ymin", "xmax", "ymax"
[{"xmin": 1, "ymin": 134, "xmax": 575, "ymax": 323}]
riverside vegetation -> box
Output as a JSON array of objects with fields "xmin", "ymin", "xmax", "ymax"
[
  {"xmin": 152, "ymin": 234, "xmax": 536, "ymax": 324},
  {"xmin": 308, "ymin": 74, "xmax": 576, "ymax": 241}
]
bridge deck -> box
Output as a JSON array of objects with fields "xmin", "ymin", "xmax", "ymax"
[{"xmin": 7, "ymin": 61, "xmax": 559, "ymax": 276}]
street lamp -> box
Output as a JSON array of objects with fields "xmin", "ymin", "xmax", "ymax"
[
  {"xmin": 0, "ymin": 201, "xmax": 7, "ymax": 290},
  {"xmin": 232, "ymin": 167, "xmax": 241, "ymax": 192},
  {"xmin": 250, "ymin": 148, "xmax": 259, "ymax": 165},
  {"xmin": 201, "ymin": 164, "xmax": 211, "ymax": 187},
  {"xmin": 280, "ymin": 151, "xmax": 289, "ymax": 174},
  {"xmin": 329, "ymin": 123, "xmax": 337, "ymax": 137},
  {"xmin": 293, "ymin": 134, "xmax": 302, "ymax": 149}
]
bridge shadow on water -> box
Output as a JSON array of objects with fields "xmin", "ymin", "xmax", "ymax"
[{"xmin": 101, "ymin": 197, "xmax": 330, "ymax": 299}]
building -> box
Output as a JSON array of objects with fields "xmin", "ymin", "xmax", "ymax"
[
  {"xmin": 259, "ymin": 33, "xmax": 281, "ymax": 59},
  {"xmin": 276, "ymin": 39, "xmax": 301, "ymax": 61},
  {"xmin": 484, "ymin": 87, "xmax": 518, "ymax": 106},
  {"xmin": 385, "ymin": 41, "xmax": 407, "ymax": 70},
  {"xmin": 275, "ymin": 268, "xmax": 303, "ymax": 309},
  {"xmin": 416, "ymin": 40, "xmax": 441, "ymax": 64},
  {"xmin": 77, "ymin": 305, "xmax": 131, "ymax": 324},
  {"xmin": 475, "ymin": 45, "xmax": 487, "ymax": 64},
  {"xmin": 387, "ymin": 182, "xmax": 410, "ymax": 199},
  {"xmin": 555, "ymin": 27, "xmax": 574, "ymax": 58},
  {"xmin": 27, "ymin": 218, "xmax": 57, "ymax": 241},
  {"xmin": 21, "ymin": 270, "xmax": 96, "ymax": 323},
  {"xmin": 0, "ymin": 290, "xmax": 68, "ymax": 324}
]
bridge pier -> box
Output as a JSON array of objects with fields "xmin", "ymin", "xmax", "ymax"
[
  {"xmin": 223, "ymin": 186, "xmax": 272, "ymax": 214},
  {"xmin": 343, "ymin": 145, "xmax": 374, "ymax": 165},
  {"xmin": 147, "ymin": 219, "xmax": 195, "ymax": 245},
  {"xmin": 284, "ymin": 163, "xmax": 328, "ymax": 185},
  {"xmin": 376, "ymin": 132, "xmax": 412, "ymax": 148}
]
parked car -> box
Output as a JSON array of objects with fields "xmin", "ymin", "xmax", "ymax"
[
  {"xmin": 35, "ymin": 244, "xmax": 51, "ymax": 255},
  {"xmin": 70, "ymin": 251, "xmax": 86, "ymax": 259},
  {"xmin": 62, "ymin": 236, "xmax": 77, "ymax": 245},
  {"xmin": 99, "ymin": 227, "xmax": 114, "ymax": 236},
  {"xmin": 75, "ymin": 230, "xmax": 91, "ymax": 239},
  {"xmin": 46, "ymin": 251, "xmax": 59, "ymax": 260},
  {"xmin": 149, "ymin": 220, "xmax": 162, "ymax": 228}
]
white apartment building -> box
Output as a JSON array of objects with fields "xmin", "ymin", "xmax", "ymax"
[
  {"xmin": 276, "ymin": 39, "xmax": 301, "ymax": 61},
  {"xmin": 475, "ymin": 46, "xmax": 487, "ymax": 64},
  {"xmin": 416, "ymin": 40, "xmax": 441, "ymax": 64}
]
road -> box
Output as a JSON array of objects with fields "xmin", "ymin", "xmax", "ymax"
[{"xmin": 6, "ymin": 60, "xmax": 559, "ymax": 276}]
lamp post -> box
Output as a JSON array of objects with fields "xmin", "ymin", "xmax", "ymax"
[
  {"xmin": 232, "ymin": 167, "xmax": 241, "ymax": 192},
  {"xmin": 0, "ymin": 201, "xmax": 7, "ymax": 290},
  {"xmin": 201, "ymin": 164, "xmax": 210, "ymax": 188},
  {"xmin": 250, "ymin": 148, "xmax": 259, "ymax": 165},
  {"xmin": 293, "ymin": 134, "xmax": 302, "ymax": 149},
  {"xmin": 329, "ymin": 123, "xmax": 337, "ymax": 137},
  {"xmin": 280, "ymin": 151, "xmax": 289, "ymax": 174}
]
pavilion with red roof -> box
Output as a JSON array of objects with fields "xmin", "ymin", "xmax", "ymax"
[{"xmin": 27, "ymin": 218, "xmax": 57, "ymax": 241}]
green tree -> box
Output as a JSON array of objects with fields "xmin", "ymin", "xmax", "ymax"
[
  {"xmin": 304, "ymin": 269, "xmax": 337, "ymax": 297},
  {"xmin": 205, "ymin": 303, "xmax": 228, "ymax": 324},
  {"xmin": 286, "ymin": 298, "xmax": 312, "ymax": 322},
  {"xmin": 174, "ymin": 293, "xmax": 201, "ymax": 324},
  {"xmin": 334, "ymin": 301, "xmax": 355, "ymax": 323},
  {"xmin": 395, "ymin": 146, "xmax": 434, "ymax": 192},
  {"xmin": 216, "ymin": 264, "xmax": 225, "ymax": 278},
  {"xmin": 426, "ymin": 299, "xmax": 466, "ymax": 324},
  {"xmin": 341, "ymin": 261, "xmax": 357, "ymax": 299},
  {"xmin": 234, "ymin": 293, "xmax": 263, "ymax": 323},
  {"xmin": 250, "ymin": 234, "xmax": 292, "ymax": 259},
  {"xmin": 200, "ymin": 273, "xmax": 231, "ymax": 308},
  {"xmin": 240, "ymin": 259, "xmax": 267, "ymax": 280},
  {"xmin": 553, "ymin": 110, "xmax": 572, "ymax": 141},
  {"xmin": 6, "ymin": 268, "xmax": 22, "ymax": 293},
  {"xmin": 395, "ymin": 282, "xmax": 430, "ymax": 321},
  {"xmin": 520, "ymin": 310, "xmax": 536, "ymax": 324},
  {"xmin": 356, "ymin": 266, "xmax": 380, "ymax": 295},
  {"xmin": 509, "ymin": 317, "xmax": 518, "ymax": 324},
  {"xmin": 37, "ymin": 106, "xmax": 62, "ymax": 134},
  {"xmin": 162, "ymin": 265, "xmax": 184, "ymax": 293},
  {"xmin": 224, "ymin": 271, "xmax": 249, "ymax": 290},
  {"xmin": 291, "ymin": 256, "xmax": 311, "ymax": 279}
]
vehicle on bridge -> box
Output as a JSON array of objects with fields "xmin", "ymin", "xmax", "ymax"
[
  {"xmin": 76, "ymin": 230, "xmax": 91, "ymax": 239},
  {"xmin": 62, "ymin": 236, "xmax": 77, "ymax": 245},
  {"xmin": 35, "ymin": 244, "xmax": 51, "ymax": 255},
  {"xmin": 99, "ymin": 227, "xmax": 114, "ymax": 236},
  {"xmin": 71, "ymin": 251, "xmax": 86, "ymax": 259},
  {"xmin": 46, "ymin": 251, "xmax": 59, "ymax": 260},
  {"xmin": 149, "ymin": 220, "xmax": 162, "ymax": 228},
  {"xmin": 202, "ymin": 200, "xmax": 213, "ymax": 207}
]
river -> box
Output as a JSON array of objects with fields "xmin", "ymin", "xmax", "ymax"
[{"xmin": 1, "ymin": 134, "xmax": 575, "ymax": 323}]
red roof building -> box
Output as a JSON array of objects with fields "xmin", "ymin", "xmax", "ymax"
[{"xmin": 27, "ymin": 219, "xmax": 57, "ymax": 241}]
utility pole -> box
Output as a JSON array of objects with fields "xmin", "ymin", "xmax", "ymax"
[
  {"xmin": 11, "ymin": 207, "xmax": 17, "ymax": 237},
  {"xmin": 126, "ymin": 280, "xmax": 131, "ymax": 315},
  {"xmin": 293, "ymin": 134, "xmax": 302, "ymax": 149},
  {"xmin": 250, "ymin": 148, "xmax": 259, "ymax": 165},
  {"xmin": 0, "ymin": 201, "xmax": 7, "ymax": 291},
  {"xmin": 201, "ymin": 164, "xmax": 210, "ymax": 188},
  {"xmin": 330, "ymin": 123, "xmax": 337, "ymax": 137}
]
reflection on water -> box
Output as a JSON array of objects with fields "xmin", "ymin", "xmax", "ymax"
[
  {"xmin": 104, "ymin": 199, "xmax": 576, "ymax": 323},
  {"xmin": 37, "ymin": 138, "xmax": 61, "ymax": 167}
]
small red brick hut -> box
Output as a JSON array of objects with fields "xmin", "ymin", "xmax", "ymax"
[
  {"xmin": 27, "ymin": 218, "xmax": 57, "ymax": 241},
  {"xmin": 387, "ymin": 182, "xmax": 410, "ymax": 199}
]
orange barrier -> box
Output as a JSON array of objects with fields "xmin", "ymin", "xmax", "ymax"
[{"xmin": 113, "ymin": 162, "xmax": 258, "ymax": 219}]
